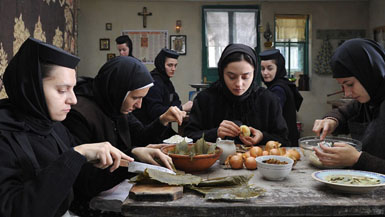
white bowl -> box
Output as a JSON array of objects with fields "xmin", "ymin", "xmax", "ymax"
[
  {"xmin": 298, "ymin": 136, "xmax": 362, "ymax": 168},
  {"xmin": 256, "ymin": 155, "xmax": 294, "ymax": 181}
]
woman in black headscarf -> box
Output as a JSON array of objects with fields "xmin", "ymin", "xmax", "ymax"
[
  {"xmin": 0, "ymin": 38, "xmax": 132, "ymax": 217},
  {"xmin": 259, "ymin": 49, "xmax": 303, "ymax": 146},
  {"xmin": 313, "ymin": 38, "xmax": 385, "ymax": 173},
  {"xmin": 134, "ymin": 48, "xmax": 192, "ymax": 141},
  {"xmin": 63, "ymin": 56, "xmax": 186, "ymax": 215},
  {"xmin": 184, "ymin": 44, "xmax": 289, "ymax": 146}
]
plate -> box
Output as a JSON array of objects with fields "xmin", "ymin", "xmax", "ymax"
[{"xmin": 312, "ymin": 169, "xmax": 385, "ymax": 193}]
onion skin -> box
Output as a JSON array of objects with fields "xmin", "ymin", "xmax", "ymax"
[
  {"xmin": 250, "ymin": 146, "xmax": 263, "ymax": 157},
  {"xmin": 244, "ymin": 157, "xmax": 257, "ymax": 170},
  {"xmin": 229, "ymin": 155, "xmax": 243, "ymax": 169}
]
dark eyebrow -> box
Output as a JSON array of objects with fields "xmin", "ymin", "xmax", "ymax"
[{"xmin": 341, "ymin": 80, "xmax": 351, "ymax": 84}]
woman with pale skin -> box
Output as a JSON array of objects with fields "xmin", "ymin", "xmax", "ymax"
[
  {"xmin": 134, "ymin": 48, "xmax": 192, "ymax": 142},
  {"xmin": 0, "ymin": 38, "xmax": 133, "ymax": 217},
  {"xmin": 63, "ymin": 56, "xmax": 186, "ymax": 215},
  {"xmin": 184, "ymin": 44, "xmax": 289, "ymax": 146},
  {"xmin": 312, "ymin": 38, "xmax": 385, "ymax": 173},
  {"xmin": 259, "ymin": 49, "xmax": 303, "ymax": 146}
]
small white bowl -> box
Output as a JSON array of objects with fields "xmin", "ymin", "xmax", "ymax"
[{"xmin": 256, "ymin": 155, "xmax": 294, "ymax": 181}]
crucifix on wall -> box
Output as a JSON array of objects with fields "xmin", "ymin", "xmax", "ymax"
[{"xmin": 138, "ymin": 7, "xmax": 152, "ymax": 28}]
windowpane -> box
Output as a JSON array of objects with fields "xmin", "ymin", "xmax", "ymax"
[
  {"xmin": 276, "ymin": 43, "xmax": 305, "ymax": 76},
  {"xmin": 234, "ymin": 12, "xmax": 256, "ymax": 48},
  {"xmin": 206, "ymin": 12, "xmax": 229, "ymax": 67}
]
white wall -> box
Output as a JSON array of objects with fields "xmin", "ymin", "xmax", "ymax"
[{"xmin": 77, "ymin": 0, "xmax": 370, "ymax": 137}]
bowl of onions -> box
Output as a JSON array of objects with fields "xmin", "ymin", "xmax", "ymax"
[{"xmin": 255, "ymin": 155, "xmax": 294, "ymax": 181}]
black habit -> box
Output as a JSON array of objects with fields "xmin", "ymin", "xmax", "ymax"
[
  {"xmin": 62, "ymin": 56, "xmax": 169, "ymax": 214},
  {"xmin": 0, "ymin": 38, "xmax": 86, "ymax": 217},
  {"xmin": 133, "ymin": 48, "xmax": 181, "ymax": 140},
  {"xmin": 184, "ymin": 44, "xmax": 289, "ymax": 146},
  {"xmin": 324, "ymin": 38, "xmax": 385, "ymax": 174},
  {"xmin": 260, "ymin": 49, "xmax": 303, "ymax": 146}
]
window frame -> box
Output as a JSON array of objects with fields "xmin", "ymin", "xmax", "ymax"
[
  {"xmin": 202, "ymin": 5, "xmax": 260, "ymax": 83},
  {"xmin": 273, "ymin": 14, "xmax": 309, "ymax": 77}
]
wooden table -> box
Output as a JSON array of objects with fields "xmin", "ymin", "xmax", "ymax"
[{"xmin": 121, "ymin": 154, "xmax": 385, "ymax": 217}]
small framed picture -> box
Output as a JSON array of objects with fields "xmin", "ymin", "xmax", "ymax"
[
  {"xmin": 99, "ymin": 38, "xmax": 110, "ymax": 50},
  {"xmin": 170, "ymin": 35, "xmax": 186, "ymax": 55},
  {"xmin": 106, "ymin": 23, "xmax": 112, "ymax": 31},
  {"xmin": 107, "ymin": 53, "xmax": 116, "ymax": 61}
]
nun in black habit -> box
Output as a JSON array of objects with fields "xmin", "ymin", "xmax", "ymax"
[
  {"xmin": 259, "ymin": 49, "xmax": 303, "ymax": 146},
  {"xmin": 64, "ymin": 56, "xmax": 185, "ymax": 167},
  {"xmin": 133, "ymin": 48, "xmax": 192, "ymax": 140},
  {"xmin": 313, "ymin": 38, "xmax": 385, "ymax": 173},
  {"xmin": 0, "ymin": 38, "xmax": 132, "ymax": 217},
  {"xmin": 184, "ymin": 44, "xmax": 289, "ymax": 146}
]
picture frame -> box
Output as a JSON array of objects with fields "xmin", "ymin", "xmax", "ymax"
[
  {"xmin": 170, "ymin": 35, "xmax": 186, "ymax": 55},
  {"xmin": 99, "ymin": 38, "xmax": 110, "ymax": 50},
  {"xmin": 107, "ymin": 53, "xmax": 116, "ymax": 61},
  {"xmin": 106, "ymin": 23, "xmax": 112, "ymax": 31}
]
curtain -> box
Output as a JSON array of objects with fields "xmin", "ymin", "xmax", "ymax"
[{"xmin": 276, "ymin": 15, "xmax": 307, "ymax": 42}]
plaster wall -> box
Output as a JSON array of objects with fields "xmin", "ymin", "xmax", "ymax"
[{"xmin": 78, "ymin": 0, "xmax": 370, "ymax": 137}]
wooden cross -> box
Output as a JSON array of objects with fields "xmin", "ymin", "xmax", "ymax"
[{"xmin": 138, "ymin": 7, "xmax": 152, "ymax": 28}]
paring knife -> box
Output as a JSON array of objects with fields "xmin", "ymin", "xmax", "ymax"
[{"xmin": 120, "ymin": 159, "xmax": 176, "ymax": 175}]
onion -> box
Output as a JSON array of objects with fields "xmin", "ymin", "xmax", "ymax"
[
  {"xmin": 269, "ymin": 148, "xmax": 280, "ymax": 155},
  {"xmin": 244, "ymin": 157, "xmax": 257, "ymax": 170},
  {"xmin": 265, "ymin": 141, "xmax": 281, "ymax": 152},
  {"xmin": 250, "ymin": 146, "xmax": 263, "ymax": 157},
  {"xmin": 240, "ymin": 125, "xmax": 251, "ymax": 137},
  {"xmin": 229, "ymin": 155, "xmax": 243, "ymax": 169}
]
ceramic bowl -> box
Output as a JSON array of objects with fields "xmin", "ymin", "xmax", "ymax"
[
  {"xmin": 161, "ymin": 144, "xmax": 222, "ymax": 173},
  {"xmin": 255, "ymin": 155, "xmax": 294, "ymax": 181},
  {"xmin": 298, "ymin": 136, "xmax": 362, "ymax": 168}
]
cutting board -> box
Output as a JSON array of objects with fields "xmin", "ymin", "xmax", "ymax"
[{"xmin": 129, "ymin": 184, "xmax": 183, "ymax": 201}]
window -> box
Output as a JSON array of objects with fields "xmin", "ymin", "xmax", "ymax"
[
  {"xmin": 274, "ymin": 15, "xmax": 309, "ymax": 81},
  {"xmin": 202, "ymin": 6, "xmax": 260, "ymax": 83}
]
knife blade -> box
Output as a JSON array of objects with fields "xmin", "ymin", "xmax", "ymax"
[{"xmin": 120, "ymin": 159, "xmax": 176, "ymax": 175}]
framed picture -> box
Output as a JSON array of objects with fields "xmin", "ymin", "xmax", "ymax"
[
  {"xmin": 106, "ymin": 23, "xmax": 112, "ymax": 31},
  {"xmin": 107, "ymin": 53, "xmax": 116, "ymax": 61},
  {"xmin": 100, "ymin": 38, "xmax": 110, "ymax": 50},
  {"xmin": 170, "ymin": 35, "xmax": 186, "ymax": 55}
]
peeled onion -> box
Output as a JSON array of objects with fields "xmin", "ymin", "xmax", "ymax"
[{"xmin": 240, "ymin": 125, "xmax": 251, "ymax": 137}]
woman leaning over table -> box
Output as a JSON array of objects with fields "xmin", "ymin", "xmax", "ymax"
[
  {"xmin": 312, "ymin": 38, "xmax": 385, "ymax": 174},
  {"xmin": 183, "ymin": 43, "xmax": 289, "ymax": 146},
  {"xmin": 62, "ymin": 56, "xmax": 185, "ymax": 215},
  {"xmin": 0, "ymin": 38, "xmax": 132, "ymax": 217}
]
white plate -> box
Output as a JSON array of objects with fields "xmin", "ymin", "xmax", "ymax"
[{"xmin": 312, "ymin": 169, "xmax": 385, "ymax": 193}]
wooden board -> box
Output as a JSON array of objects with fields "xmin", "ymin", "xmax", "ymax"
[{"xmin": 128, "ymin": 184, "xmax": 183, "ymax": 201}]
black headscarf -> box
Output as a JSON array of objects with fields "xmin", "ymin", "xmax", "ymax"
[
  {"xmin": 259, "ymin": 49, "xmax": 303, "ymax": 111},
  {"xmin": 92, "ymin": 56, "xmax": 154, "ymax": 118},
  {"xmin": 153, "ymin": 48, "xmax": 179, "ymax": 77},
  {"xmin": 212, "ymin": 43, "xmax": 258, "ymax": 103},
  {"xmin": 116, "ymin": 35, "xmax": 133, "ymax": 57},
  {"xmin": 2, "ymin": 37, "xmax": 79, "ymax": 134},
  {"xmin": 331, "ymin": 38, "xmax": 385, "ymax": 107}
]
